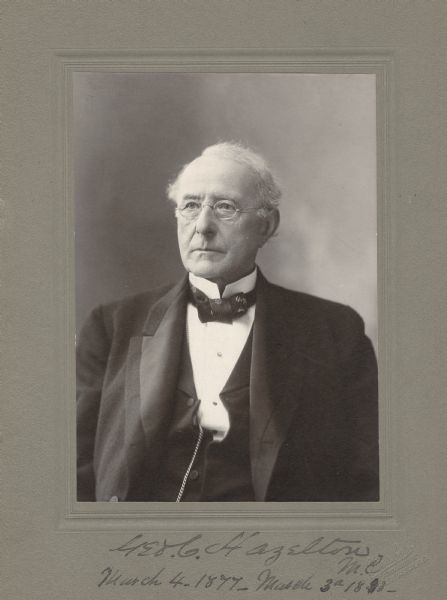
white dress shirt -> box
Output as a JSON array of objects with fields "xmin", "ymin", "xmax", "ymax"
[{"xmin": 186, "ymin": 269, "xmax": 257, "ymax": 441}]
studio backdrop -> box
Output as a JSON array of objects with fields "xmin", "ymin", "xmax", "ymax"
[{"xmin": 74, "ymin": 72, "xmax": 377, "ymax": 351}]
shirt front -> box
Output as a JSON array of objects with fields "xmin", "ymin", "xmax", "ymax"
[{"xmin": 186, "ymin": 269, "xmax": 256, "ymax": 441}]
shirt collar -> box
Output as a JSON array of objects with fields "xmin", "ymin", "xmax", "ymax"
[{"xmin": 189, "ymin": 268, "xmax": 257, "ymax": 299}]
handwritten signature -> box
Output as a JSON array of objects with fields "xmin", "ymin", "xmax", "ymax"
[{"xmin": 109, "ymin": 532, "xmax": 378, "ymax": 568}]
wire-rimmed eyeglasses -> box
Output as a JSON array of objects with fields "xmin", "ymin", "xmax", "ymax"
[{"xmin": 175, "ymin": 199, "xmax": 264, "ymax": 222}]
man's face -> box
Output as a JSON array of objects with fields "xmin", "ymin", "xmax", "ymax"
[{"xmin": 175, "ymin": 156, "xmax": 276, "ymax": 286}]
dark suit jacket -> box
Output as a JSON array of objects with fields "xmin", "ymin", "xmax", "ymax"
[{"xmin": 76, "ymin": 271, "xmax": 379, "ymax": 502}]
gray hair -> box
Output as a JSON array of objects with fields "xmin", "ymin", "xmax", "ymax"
[{"xmin": 167, "ymin": 141, "xmax": 282, "ymax": 213}]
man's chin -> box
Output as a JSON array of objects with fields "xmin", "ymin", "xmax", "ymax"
[
  {"xmin": 187, "ymin": 253, "xmax": 219, "ymax": 270},
  {"xmin": 187, "ymin": 262, "xmax": 224, "ymax": 282},
  {"xmin": 189, "ymin": 268, "xmax": 221, "ymax": 281}
]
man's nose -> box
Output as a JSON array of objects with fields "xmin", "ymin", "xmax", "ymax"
[{"xmin": 194, "ymin": 203, "xmax": 217, "ymax": 235}]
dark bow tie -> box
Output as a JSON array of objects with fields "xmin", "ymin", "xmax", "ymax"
[{"xmin": 189, "ymin": 284, "xmax": 256, "ymax": 323}]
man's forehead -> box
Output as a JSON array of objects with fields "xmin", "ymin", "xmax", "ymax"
[{"xmin": 177, "ymin": 156, "xmax": 256, "ymax": 196}]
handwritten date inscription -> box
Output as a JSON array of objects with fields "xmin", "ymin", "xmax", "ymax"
[{"xmin": 98, "ymin": 566, "xmax": 392, "ymax": 594}]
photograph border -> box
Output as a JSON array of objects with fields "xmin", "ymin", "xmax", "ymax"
[{"xmin": 54, "ymin": 49, "xmax": 395, "ymax": 531}]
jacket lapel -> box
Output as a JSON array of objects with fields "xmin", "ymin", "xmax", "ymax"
[
  {"xmin": 250, "ymin": 272, "xmax": 311, "ymax": 501},
  {"xmin": 124, "ymin": 275, "xmax": 189, "ymax": 491}
]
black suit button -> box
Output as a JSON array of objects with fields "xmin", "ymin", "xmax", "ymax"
[
  {"xmin": 186, "ymin": 397, "xmax": 195, "ymax": 407},
  {"xmin": 189, "ymin": 470, "xmax": 199, "ymax": 481}
]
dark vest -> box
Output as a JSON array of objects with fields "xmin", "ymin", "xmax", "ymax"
[{"xmin": 152, "ymin": 329, "xmax": 254, "ymax": 501}]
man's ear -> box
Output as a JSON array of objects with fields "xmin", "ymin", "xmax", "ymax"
[{"xmin": 259, "ymin": 208, "xmax": 280, "ymax": 245}]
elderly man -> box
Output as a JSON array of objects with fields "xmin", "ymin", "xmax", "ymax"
[{"xmin": 77, "ymin": 142, "xmax": 379, "ymax": 502}]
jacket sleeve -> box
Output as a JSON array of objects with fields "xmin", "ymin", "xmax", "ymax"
[
  {"xmin": 336, "ymin": 307, "xmax": 379, "ymax": 501},
  {"xmin": 76, "ymin": 305, "xmax": 111, "ymax": 501}
]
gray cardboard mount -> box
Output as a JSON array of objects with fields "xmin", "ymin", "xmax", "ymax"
[{"xmin": 2, "ymin": 2, "xmax": 447, "ymax": 599}]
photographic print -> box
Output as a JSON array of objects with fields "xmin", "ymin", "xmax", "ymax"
[{"xmin": 74, "ymin": 72, "xmax": 379, "ymax": 503}]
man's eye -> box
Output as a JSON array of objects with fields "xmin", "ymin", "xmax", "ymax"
[
  {"xmin": 216, "ymin": 201, "xmax": 236, "ymax": 211},
  {"xmin": 182, "ymin": 201, "xmax": 201, "ymax": 210}
]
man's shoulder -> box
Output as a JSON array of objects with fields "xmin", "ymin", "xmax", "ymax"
[
  {"xmin": 262, "ymin": 279, "xmax": 373, "ymax": 363},
  {"xmin": 81, "ymin": 280, "xmax": 183, "ymax": 338},
  {"xmin": 265, "ymin": 279, "xmax": 361, "ymax": 320},
  {"xmin": 102, "ymin": 282, "xmax": 177, "ymax": 315},
  {"xmin": 262, "ymin": 278, "xmax": 367, "ymax": 342}
]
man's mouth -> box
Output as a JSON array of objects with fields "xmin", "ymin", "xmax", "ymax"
[{"xmin": 192, "ymin": 248, "xmax": 223, "ymax": 253}]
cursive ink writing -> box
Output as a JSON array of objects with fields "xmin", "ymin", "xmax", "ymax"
[
  {"xmin": 109, "ymin": 532, "xmax": 371, "ymax": 567},
  {"xmin": 97, "ymin": 566, "xmax": 164, "ymax": 588},
  {"xmin": 109, "ymin": 533, "xmax": 203, "ymax": 559},
  {"xmin": 286, "ymin": 537, "xmax": 370, "ymax": 559},
  {"xmin": 204, "ymin": 531, "xmax": 261, "ymax": 558},
  {"xmin": 255, "ymin": 569, "xmax": 313, "ymax": 592},
  {"xmin": 337, "ymin": 553, "xmax": 384, "ymax": 576},
  {"xmin": 96, "ymin": 565, "xmax": 399, "ymax": 594}
]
